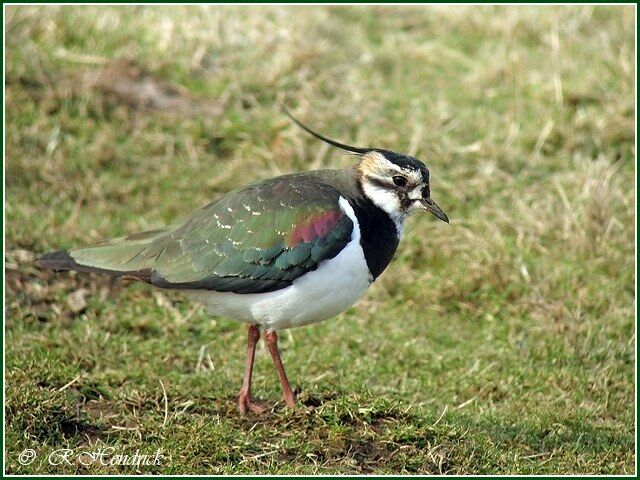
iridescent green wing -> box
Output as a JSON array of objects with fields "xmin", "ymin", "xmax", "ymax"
[
  {"xmin": 147, "ymin": 174, "xmax": 354, "ymax": 293},
  {"xmin": 44, "ymin": 174, "xmax": 354, "ymax": 294}
]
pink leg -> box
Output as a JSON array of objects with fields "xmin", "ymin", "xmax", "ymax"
[
  {"xmin": 264, "ymin": 330, "xmax": 296, "ymax": 408},
  {"xmin": 237, "ymin": 325, "xmax": 264, "ymax": 414}
]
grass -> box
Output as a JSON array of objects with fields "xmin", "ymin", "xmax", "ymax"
[{"xmin": 4, "ymin": 4, "xmax": 636, "ymax": 475}]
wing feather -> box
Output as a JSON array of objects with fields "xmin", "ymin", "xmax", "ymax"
[
  {"xmin": 149, "ymin": 175, "xmax": 353, "ymax": 293},
  {"xmin": 45, "ymin": 173, "xmax": 355, "ymax": 294}
]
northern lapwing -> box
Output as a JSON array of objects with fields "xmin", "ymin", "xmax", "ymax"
[{"xmin": 38, "ymin": 107, "xmax": 449, "ymax": 414}]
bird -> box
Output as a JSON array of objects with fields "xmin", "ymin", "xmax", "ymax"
[{"xmin": 38, "ymin": 106, "xmax": 449, "ymax": 414}]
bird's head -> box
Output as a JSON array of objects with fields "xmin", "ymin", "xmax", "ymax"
[
  {"xmin": 356, "ymin": 149, "xmax": 448, "ymax": 224},
  {"xmin": 283, "ymin": 107, "xmax": 449, "ymax": 225}
]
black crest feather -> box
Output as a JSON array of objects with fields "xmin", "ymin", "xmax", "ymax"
[{"xmin": 282, "ymin": 104, "xmax": 370, "ymax": 155}]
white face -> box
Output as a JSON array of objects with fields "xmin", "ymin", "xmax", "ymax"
[{"xmin": 358, "ymin": 151, "xmax": 431, "ymax": 231}]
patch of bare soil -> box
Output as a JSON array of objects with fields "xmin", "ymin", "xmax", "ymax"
[
  {"xmin": 7, "ymin": 58, "xmax": 226, "ymax": 116},
  {"xmin": 84, "ymin": 59, "xmax": 225, "ymax": 116}
]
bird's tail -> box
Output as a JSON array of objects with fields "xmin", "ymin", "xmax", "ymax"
[{"xmin": 38, "ymin": 227, "xmax": 171, "ymax": 282}]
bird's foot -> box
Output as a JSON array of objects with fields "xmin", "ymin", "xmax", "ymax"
[
  {"xmin": 283, "ymin": 392, "xmax": 297, "ymax": 409},
  {"xmin": 238, "ymin": 393, "xmax": 268, "ymax": 414}
]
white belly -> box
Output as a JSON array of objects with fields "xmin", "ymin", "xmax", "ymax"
[{"xmin": 184, "ymin": 197, "xmax": 373, "ymax": 331}]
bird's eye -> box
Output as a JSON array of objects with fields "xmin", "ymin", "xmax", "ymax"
[{"xmin": 392, "ymin": 175, "xmax": 408, "ymax": 187}]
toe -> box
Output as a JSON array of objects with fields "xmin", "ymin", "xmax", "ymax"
[{"xmin": 248, "ymin": 401, "xmax": 267, "ymax": 414}]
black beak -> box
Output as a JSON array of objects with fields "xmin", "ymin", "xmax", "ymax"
[{"xmin": 421, "ymin": 198, "xmax": 449, "ymax": 223}]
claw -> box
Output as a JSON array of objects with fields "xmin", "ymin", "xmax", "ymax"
[{"xmin": 238, "ymin": 392, "xmax": 268, "ymax": 414}]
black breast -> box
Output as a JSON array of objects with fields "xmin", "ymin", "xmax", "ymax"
[{"xmin": 349, "ymin": 198, "xmax": 400, "ymax": 280}]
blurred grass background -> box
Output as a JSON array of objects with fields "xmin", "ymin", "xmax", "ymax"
[{"xmin": 4, "ymin": 5, "xmax": 635, "ymax": 474}]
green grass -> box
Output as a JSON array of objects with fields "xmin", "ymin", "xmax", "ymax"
[{"xmin": 4, "ymin": 5, "xmax": 636, "ymax": 475}]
